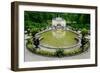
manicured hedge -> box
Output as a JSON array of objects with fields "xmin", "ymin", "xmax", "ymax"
[
  {"xmin": 63, "ymin": 48, "xmax": 81, "ymax": 56},
  {"xmin": 36, "ymin": 49, "xmax": 55, "ymax": 57},
  {"xmin": 26, "ymin": 38, "xmax": 89, "ymax": 57}
]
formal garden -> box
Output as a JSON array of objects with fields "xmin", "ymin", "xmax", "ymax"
[{"xmin": 25, "ymin": 11, "xmax": 90, "ymax": 57}]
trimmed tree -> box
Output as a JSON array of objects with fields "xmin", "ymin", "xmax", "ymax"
[
  {"xmin": 55, "ymin": 48, "xmax": 64, "ymax": 57},
  {"xmin": 81, "ymin": 28, "xmax": 88, "ymax": 52},
  {"xmin": 33, "ymin": 38, "xmax": 40, "ymax": 48}
]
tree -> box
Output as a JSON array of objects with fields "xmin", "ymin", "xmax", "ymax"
[
  {"xmin": 55, "ymin": 48, "xmax": 64, "ymax": 57},
  {"xmin": 31, "ymin": 28, "xmax": 39, "ymax": 37},
  {"xmin": 81, "ymin": 28, "xmax": 88, "ymax": 52},
  {"xmin": 24, "ymin": 11, "xmax": 90, "ymax": 33},
  {"xmin": 33, "ymin": 38, "xmax": 40, "ymax": 48},
  {"xmin": 81, "ymin": 28, "xmax": 88, "ymax": 37},
  {"xmin": 27, "ymin": 28, "xmax": 31, "ymax": 35}
]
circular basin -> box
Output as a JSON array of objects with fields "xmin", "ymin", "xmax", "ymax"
[{"xmin": 39, "ymin": 30, "xmax": 79, "ymax": 48}]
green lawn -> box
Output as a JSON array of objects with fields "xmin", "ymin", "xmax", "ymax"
[{"xmin": 40, "ymin": 30, "xmax": 78, "ymax": 48}]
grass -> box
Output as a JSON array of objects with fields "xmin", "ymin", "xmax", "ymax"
[{"xmin": 40, "ymin": 30, "xmax": 78, "ymax": 48}]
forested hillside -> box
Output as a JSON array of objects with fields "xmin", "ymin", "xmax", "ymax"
[{"xmin": 24, "ymin": 11, "xmax": 90, "ymax": 31}]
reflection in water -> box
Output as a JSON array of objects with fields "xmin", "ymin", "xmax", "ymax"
[{"xmin": 52, "ymin": 29, "xmax": 66, "ymax": 38}]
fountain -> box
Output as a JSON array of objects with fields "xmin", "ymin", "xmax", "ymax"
[{"xmin": 52, "ymin": 17, "xmax": 66, "ymax": 38}]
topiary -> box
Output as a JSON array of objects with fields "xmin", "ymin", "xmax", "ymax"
[{"xmin": 55, "ymin": 48, "xmax": 64, "ymax": 57}]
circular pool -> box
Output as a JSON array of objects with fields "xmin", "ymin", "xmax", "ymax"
[{"xmin": 37, "ymin": 29, "xmax": 80, "ymax": 49}]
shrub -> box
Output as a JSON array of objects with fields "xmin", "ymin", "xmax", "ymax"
[
  {"xmin": 26, "ymin": 43, "xmax": 33, "ymax": 49},
  {"xmin": 26, "ymin": 38, "xmax": 33, "ymax": 51},
  {"xmin": 55, "ymin": 48, "xmax": 64, "ymax": 57},
  {"xmin": 64, "ymin": 48, "xmax": 81, "ymax": 56},
  {"xmin": 26, "ymin": 38, "xmax": 32, "ymax": 44},
  {"xmin": 36, "ymin": 49, "xmax": 55, "ymax": 57},
  {"xmin": 83, "ymin": 42, "xmax": 90, "ymax": 51},
  {"xmin": 26, "ymin": 38, "xmax": 86, "ymax": 57},
  {"xmin": 81, "ymin": 38, "xmax": 89, "ymax": 52},
  {"xmin": 31, "ymin": 28, "xmax": 39, "ymax": 37},
  {"xmin": 81, "ymin": 28, "xmax": 88, "ymax": 37}
]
